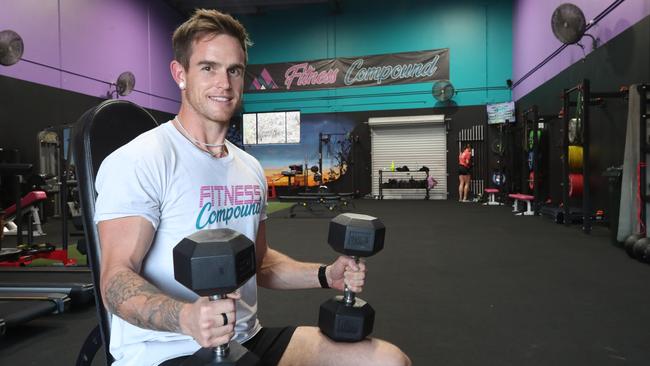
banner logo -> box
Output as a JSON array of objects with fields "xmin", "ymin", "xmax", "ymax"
[
  {"xmin": 245, "ymin": 49, "xmax": 449, "ymax": 93},
  {"xmin": 249, "ymin": 68, "xmax": 278, "ymax": 91}
]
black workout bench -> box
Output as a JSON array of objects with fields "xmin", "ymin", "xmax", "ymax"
[
  {"xmin": 0, "ymin": 291, "xmax": 71, "ymax": 337},
  {"xmin": 278, "ymin": 192, "xmax": 355, "ymax": 218}
]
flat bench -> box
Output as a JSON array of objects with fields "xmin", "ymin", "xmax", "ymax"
[
  {"xmin": 277, "ymin": 194, "xmax": 354, "ymax": 217},
  {"xmin": 507, "ymin": 193, "xmax": 535, "ymax": 216},
  {"xmin": 297, "ymin": 192, "xmax": 354, "ymax": 196},
  {"xmin": 483, "ymin": 188, "xmax": 502, "ymax": 206}
]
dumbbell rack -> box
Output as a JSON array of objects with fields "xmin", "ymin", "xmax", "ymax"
[{"xmin": 378, "ymin": 169, "xmax": 430, "ymax": 200}]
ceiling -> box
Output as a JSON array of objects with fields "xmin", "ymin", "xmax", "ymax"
[{"xmin": 164, "ymin": 0, "xmax": 342, "ymax": 16}]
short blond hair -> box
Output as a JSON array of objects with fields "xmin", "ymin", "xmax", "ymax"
[{"xmin": 172, "ymin": 9, "xmax": 252, "ymax": 69}]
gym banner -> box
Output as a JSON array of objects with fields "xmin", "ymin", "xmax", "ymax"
[{"xmin": 245, "ymin": 48, "xmax": 449, "ymax": 93}]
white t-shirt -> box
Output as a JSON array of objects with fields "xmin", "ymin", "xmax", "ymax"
[{"xmin": 94, "ymin": 121, "xmax": 267, "ymax": 366}]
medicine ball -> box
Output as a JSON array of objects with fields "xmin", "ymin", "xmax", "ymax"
[{"xmin": 624, "ymin": 234, "xmax": 643, "ymax": 258}]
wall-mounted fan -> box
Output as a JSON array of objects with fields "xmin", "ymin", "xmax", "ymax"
[
  {"xmin": 551, "ymin": 3, "xmax": 598, "ymax": 49},
  {"xmin": 432, "ymin": 80, "xmax": 455, "ymax": 102},
  {"xmin": 107, "ymin": 71, "xmax": 136, "ymax": 98},
  {"xmin": 0, "ymin": 29, "xmax": 24, "ymax": 66}
]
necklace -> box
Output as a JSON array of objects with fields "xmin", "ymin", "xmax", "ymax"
[{"xmin": 174, "ymin": 116, "xmax": 226, "ymax": 147}]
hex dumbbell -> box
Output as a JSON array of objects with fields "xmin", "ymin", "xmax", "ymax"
[
  {"xmin": 318, "ymin": 213, "xmax": 385, "ymax": 342},
  {"xmin": 173, "ymin": 229, "xmax": 259, "ymax": 365}
]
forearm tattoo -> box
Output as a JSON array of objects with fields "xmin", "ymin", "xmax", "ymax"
[{"xmin": 106, "ymin": 270, "xmax": 185, "ymax": 333}]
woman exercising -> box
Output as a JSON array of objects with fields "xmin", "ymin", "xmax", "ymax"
[{"xmin": 458, "ymin": 144, "xmax": 472, "ymax": 202}]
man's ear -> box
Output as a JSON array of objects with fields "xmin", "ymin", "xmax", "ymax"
[{"xmin": 170, "ymin": 60, "xmax": 186, "ymax": 89}]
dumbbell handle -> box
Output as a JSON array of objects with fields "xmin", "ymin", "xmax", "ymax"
[
  {"xmin": 208, "ymin": 294, "xmax": 229, "ymax": 358},
  {"xmin": 343, "ymin": 256, "xmax": 359, "ymax": 306}
]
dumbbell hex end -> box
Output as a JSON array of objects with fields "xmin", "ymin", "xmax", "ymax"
[
  {"xmin": 327, "ymin": 213, "xmax": 385, "ymax": 257},
  {"xmin": 173, "ymin": 229, "xmax": 256, "ymax": 298},
  {"xmin": 318, "ymin": 296, "xmax": 375, "ymax": 342}
]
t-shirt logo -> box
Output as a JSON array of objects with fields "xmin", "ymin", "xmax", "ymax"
[{"xmin": 196, "ymin": 185, "xmax": 263, "ymax": 228}]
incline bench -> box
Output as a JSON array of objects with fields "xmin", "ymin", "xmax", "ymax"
[{"xmin": 3, "ymin": 190, "xmax": 48, "ymax": 241}]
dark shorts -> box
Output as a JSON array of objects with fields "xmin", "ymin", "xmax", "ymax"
[
  {"xmin": 243, "ymin": 326, "xmax": 296, "ymax": 365},
  {"xmin": 160, "ymin": 326, "xmax": 296, "ymax": 366},
  {"xmin": 459, "ymin": 165, "xmax": 470, "ymax": 176}
]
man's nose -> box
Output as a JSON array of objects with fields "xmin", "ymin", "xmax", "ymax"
[{"xmin": 215, "ymin": 69, "xmax": 231, "ymax": 89}]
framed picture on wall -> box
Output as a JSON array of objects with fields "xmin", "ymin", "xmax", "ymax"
[{"xmin": 243, "ymin": 111, "xmax": 301, "ymax": 145}]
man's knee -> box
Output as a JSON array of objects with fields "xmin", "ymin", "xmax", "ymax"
[{"xmin": 372, "ymin": 342, "xmax": 411, "ymax": 366}]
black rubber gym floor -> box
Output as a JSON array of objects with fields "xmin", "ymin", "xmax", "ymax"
[{"xmin": 2, "ymin": 199, "xmax": 650, "ymax": 365}]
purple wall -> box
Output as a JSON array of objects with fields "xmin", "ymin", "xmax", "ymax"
[
  {"xmin": 513, "ymin": 0, "xmax": 650, "ymax": 100},
  {"xmin": 0, "ymin": 0, "xmax": 182, "ymax": 113}
]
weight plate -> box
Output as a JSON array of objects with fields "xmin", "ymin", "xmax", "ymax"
[
  {"xmin": 492, "ymin": 171, "xmax": 506, "ymax": 186},
  {"xmin": 568, "ymin": 145, "xmax": 583, "ymax": 172},
  {"xmin": 568, "ymin": 118, "xmax": 582, "ymax": 144},
  {"xmin": 528, "ymin": 129, "xmax": 542, "ymax": 150},
  {"xmin": 491, "ymin": 138, "xmax": 504, "ymax": 155},
  {"xmin": 568, "ymin": 173, "xmax": 583, "ymax": 197}
]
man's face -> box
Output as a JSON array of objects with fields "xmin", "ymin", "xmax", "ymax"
[{"xmin": 183, "ymin": 34, "xmax": 245, "ymax": 124}]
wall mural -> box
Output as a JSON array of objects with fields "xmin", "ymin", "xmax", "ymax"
[{"xmin": 240, "ymin": 113, "xmax": 360, "ymax": 191}]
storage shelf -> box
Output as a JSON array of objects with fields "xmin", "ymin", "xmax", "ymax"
[{"xmin": 378, "ymin": 169, "xmax": 430, "ymax": 200}]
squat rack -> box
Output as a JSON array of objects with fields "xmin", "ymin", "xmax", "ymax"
[
  {"xmin": 561, "ymin": 79, "xmax": 627, "ymax": 234},
  {"xmin": 521, "ymin": 106, "xmax": 541, "ymax": 205},
  {"xmin": 521, "ymin": 106, "xmax": 559, "ymax": 213}
]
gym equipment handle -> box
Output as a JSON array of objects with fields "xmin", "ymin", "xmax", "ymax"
[
  {"xmin": 208, "ymin": 294, "xmax": 229, "ymax": 358},
  {"xmin": 343, "ymin": 256, "xmax": 359, "ymax": 306}
]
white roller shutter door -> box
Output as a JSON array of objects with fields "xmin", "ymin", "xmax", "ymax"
[{"xmin": 369, "ymin": 115, "xmax": 447, "ymax": 200}]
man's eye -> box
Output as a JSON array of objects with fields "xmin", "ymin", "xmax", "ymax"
[
  {"xmin": 202, "ymin": 66, "xmax": 211, "ymax": 71},
  {"xmin": 229, "ymin": 68, "xmax": 242, "ymax": 77}
]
